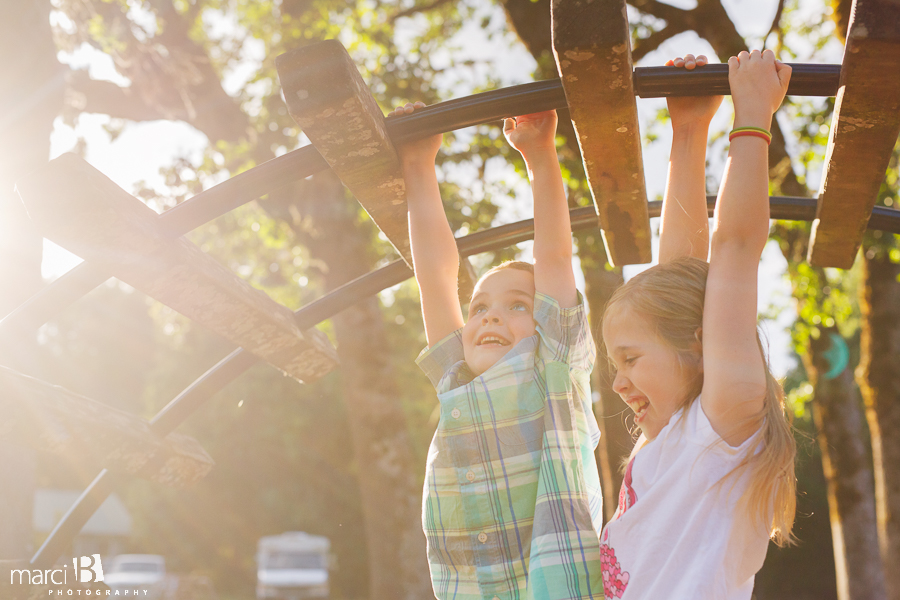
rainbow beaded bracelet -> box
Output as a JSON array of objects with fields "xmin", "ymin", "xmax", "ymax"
[{"xmin": 729, "ymin": 126, "xmax": 772, "ymax": 144}]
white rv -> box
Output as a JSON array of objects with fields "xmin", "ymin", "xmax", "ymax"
[{"xmin": 256, "ymin": 532, "xmax": 330, "ymax": 599}]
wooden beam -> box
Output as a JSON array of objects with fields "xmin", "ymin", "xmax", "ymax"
[
  {"xmin": 808, "ymin": 0, "xmax": 900, "ymax": 268},
  {"xmin": 551, "ymin": 0, "xmax": 652, "ymax": 266},
  {"xmin": 276, "ymin": 40, "xmax": 412, "ymax": 266},
  {"xmin": 0, "ymin": 366, "xmax": 213, "ymax": 487},
  {"xmin": 16, "ymin": 154, "xmax": 338, "ymax": 383}
]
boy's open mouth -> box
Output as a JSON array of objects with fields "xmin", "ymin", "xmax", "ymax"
[
  {"xmin": 626, "ymin": 396, "xmax": 650, "ymax": 421},
  {"xmin": 477, "ymin": 334, "xmax": 511, "ymax": 347}
]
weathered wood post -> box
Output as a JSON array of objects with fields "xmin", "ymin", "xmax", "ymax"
[
  {"xmin": 17, "ymin": 154, "xmax": 338, "ymax": 383},
  {"xmin": 808, "ymin": 0, "xmax": 900, "ymax": 268},
  {"xmin": 551, "ymin": 0, "xmax": 653, "ymax": 266},
  {"xmin": 0, "ymin": 366, "xmax": 214, "ymax": 486},
  {"xmin": 276, "ymin": 40, "xmax": 412, "ymax": 264}
]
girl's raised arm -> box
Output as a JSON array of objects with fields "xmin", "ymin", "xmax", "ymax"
[
  {"xmin": 702, "ymin": 50, "xmax": 791, "ymax": 446},
  {"xmin": 659, "ymin": 54, "xmax": 723, "ymax": 264},
  {"xmin": 391, "ymin": 102, "xmax": 465, "ymax": 347},
  {"xmin": 504, "ymin": 111, "xmax": 578, "ymax": 308}
]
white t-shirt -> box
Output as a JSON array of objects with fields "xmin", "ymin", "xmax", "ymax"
[{"xmin": 599, "ymin": 397, "xmax": 771, "ymax": 600}]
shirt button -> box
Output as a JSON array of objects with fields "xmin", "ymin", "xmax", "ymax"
[
  {"xmin": 451, "ymin": 408, "xmax": 461, "ymax": 419},
  {"xmin": 478, "ymin": 532, "xmax": 488, "ymax": 543},
  {"xmin": 465, "ymin": 471, "xmax": 475, "ymax": 482}
]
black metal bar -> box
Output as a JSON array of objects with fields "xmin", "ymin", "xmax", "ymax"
[
  {"xmin": 633, "ymin": 63, "xmax": 841, "ymax": 98},
  {"xmin": 29, "ymin": 195, "xmax": 900, "ymax": 568},
  {"xmin": 1, "ymin": 63, "xmax": 847, "ymax": 339}
]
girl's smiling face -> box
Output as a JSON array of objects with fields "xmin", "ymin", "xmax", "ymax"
[
  {"xmin": 602, "ymin": 304, "xmax": 701, "ymax": 440},
  {"xmin": 462, "ymin": 268, "xmax": 537, "ymax": 376}
]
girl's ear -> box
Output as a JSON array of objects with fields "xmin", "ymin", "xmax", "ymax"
[{"xmin": 693, "ymin": 327, "xmax": 703, "ymax": 372}]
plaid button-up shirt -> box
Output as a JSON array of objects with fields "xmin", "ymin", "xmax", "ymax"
[{"xmin": 416, "ymin": 291, "xmax": 605, "ymax": 600}]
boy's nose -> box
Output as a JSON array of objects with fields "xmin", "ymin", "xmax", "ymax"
[{"xmin": 482, "ymin": 311, "xmax": 502, "ymax": 325}]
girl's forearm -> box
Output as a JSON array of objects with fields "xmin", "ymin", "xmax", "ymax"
[
  {"xmin": 660, "ymin": 124, "xmax": 711, "ymax": 262},
  {"xmin": 711, "ymin": 113, "xmax": 773, "ymax": 257}
]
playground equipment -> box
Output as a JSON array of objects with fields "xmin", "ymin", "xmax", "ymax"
[{"xmin": 2, "ymin": 0, "xmax": 899, "ymax": 573}]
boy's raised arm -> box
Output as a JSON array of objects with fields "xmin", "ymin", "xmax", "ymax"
[
  {"xmin": 391, "ymin": 102, "xmax": 465, "ymax": 347},
  {"xmin": 702, "ymin": 50, "xmax": 791, "ymax": 445},
  {"xmin": 505, "ymin": 111, "xmax": 578, "ymax": 308},
  {"xmin": 659, "ymin": 54, "xmax": 723, "ymax": 264}
]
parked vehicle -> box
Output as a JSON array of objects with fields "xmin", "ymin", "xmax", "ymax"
[
  {"xmin": 256, "ymin": 532, "xmax": 330, "ymax": 599},
  {"xmin": 104, "ymin": 554, "xmax": 166, "ymax": 593}
]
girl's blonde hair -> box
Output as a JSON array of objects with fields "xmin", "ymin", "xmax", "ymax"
[{"xmin": 603, "ymin": 257, "xmax": 796, "ymax": 546}]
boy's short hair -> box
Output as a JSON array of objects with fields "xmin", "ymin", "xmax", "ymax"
[
  {"xmin": 470, "ymin": 260, "xmax": 535, "ymax": 303},
  {"xmin": 481, "ymin": 260, "xmax": 535, "ymax": 278}
]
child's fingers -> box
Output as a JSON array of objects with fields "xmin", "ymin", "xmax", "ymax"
[
  {"xmin": 503, "ymin": 117, "xmax": 516, "ymax": 132},
  {"xmin": 776, "ymin": 62, "xmax": 792, "ymax": 89},
  {"xmin": 515, "ymin": 110, "xmax": 555, "ymax": 123},
  {"xmin": 683, "ymin": 54, "xmax": 696, "ymax": 69},
  {"xmin": 696, "ymin": 55, "xmax": 708, "ymax": 66},
  {"xmin": 665, "ymin": 59, "xmax": 675, "ymax": 66}
]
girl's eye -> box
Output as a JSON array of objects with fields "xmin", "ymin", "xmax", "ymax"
[
  {"xmin": 624, "ymin": 356, "xmax": 637, "ymax": 366},
  {"xmin": 511, "ymin": 302, "xmax": 528, "ymax": 312},
  {"xmin": 472, "ymin": 304, "xmax": 486, "ymax": 314}
]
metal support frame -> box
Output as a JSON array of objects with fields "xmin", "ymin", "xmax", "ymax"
[{"xmin": 6, "ymin": 60, "xmax": 898, "ymax": 568}]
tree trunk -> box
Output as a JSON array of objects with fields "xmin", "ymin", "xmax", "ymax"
[
  {"xmin": 266, "ymin": 171, "xmax": 431, "ymax": 600},
  {"xmin": 0, "ymin": 0, "xmax": 65, "ymax": 561},
  {"xmin": 0, "ymin": 2, "xmax": 59, "ymax": 318},
  {"xmin": 858, "ymin": 252, "xmax": 900, "ymax": 600},
  {"xmin": 501, "ymin": 0, "xmax": 633, "ymax": 519},
  {"xmin": 806, "ymin": 331, "xmax": 886, "ymax": 600},
  {"xmin": 578, "ymin": 235, "xmax": 630, "ymax": 522}
]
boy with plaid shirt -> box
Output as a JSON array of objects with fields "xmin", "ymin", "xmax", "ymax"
[{"xmin": 390, "ymin": 102, "xmax": 604, "ymax": 600}]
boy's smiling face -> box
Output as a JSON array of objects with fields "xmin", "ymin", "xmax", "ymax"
[{"xmin": 462, "ymin": 268, "xmax": 537, "ymax": 376}]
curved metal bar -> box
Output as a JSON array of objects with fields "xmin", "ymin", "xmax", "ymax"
[
  {"xmin": 30, "ymin": 196, "xmax": 900, "ymax": 568},
  {"xmin": 633, "ymin": 63, "xmax": 841, "ymax": 98},
  {"xmin": 0, "ymin": 63, "xmax": 846, "ymax": 340}
]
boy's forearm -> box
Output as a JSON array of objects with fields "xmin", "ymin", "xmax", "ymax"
[
  {"xmin": 404, "ymin": 160, "xmax": 460, "ymax": 282},
  {"xmin": 526, "ymin": 148, "xmax": 572, "ymax": 262},
  {"xmin": 525, "ymin": 147, "xmax": 579, "ymax": 307},
  {"xmin": 660, "ymin": 124, "xmax": 711, "ymax": 262}
]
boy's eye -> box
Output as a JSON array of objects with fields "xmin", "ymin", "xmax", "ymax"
[
  {"xmin": 511, "ymin": 302, "xmax": 529, "ymax": 312},
  {"xmin": 624, "ymin": 356, "xmax": 637, "ymax": 366},
  {"xmin": 472, "ymin": 304, "xmax": 486, "ymax": 314}
]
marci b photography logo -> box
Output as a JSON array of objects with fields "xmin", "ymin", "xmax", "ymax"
[
  {"xmin": 9, "ymin": 554, "xmax": 103, "ymax": 586},
  {"xmin": 5, "ymin": 554, "xmax": 152, "ymax": 596}
]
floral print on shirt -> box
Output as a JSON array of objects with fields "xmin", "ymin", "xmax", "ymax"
[{"xmin": 599, "ymin": 457, "xmax": 637, "ymax": 598}]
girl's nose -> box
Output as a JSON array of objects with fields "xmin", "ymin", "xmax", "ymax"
[{"xmin": 612, "ymin": 371, "xmax": 629, "ymax": 394}]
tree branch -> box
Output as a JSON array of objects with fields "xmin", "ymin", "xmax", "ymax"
[
  {"xmin": 627, "ymin": 0, "xmax": 692, "ymax": 25},
  {"xmin": 65, "ymin": 69, "xmax": 182, "ymax": 122},
  {"xmin": 389, "ymin": 0, "xmax": 457, "ymax": 24},
  {"xmin": 633, "ymin": 23, "xmax": 688, "ymax": 62}
]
